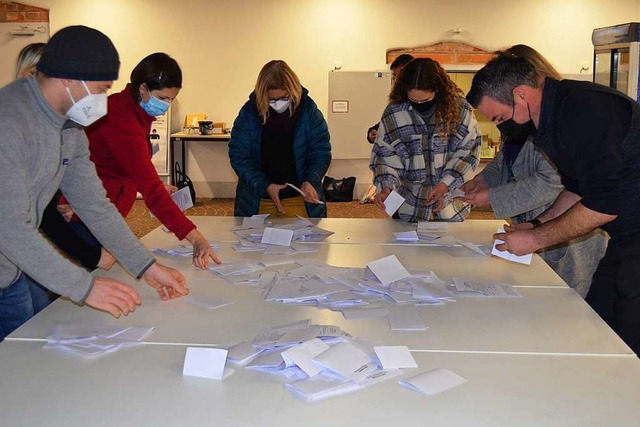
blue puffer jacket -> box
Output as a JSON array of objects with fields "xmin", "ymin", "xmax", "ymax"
[{"xmin": 229, "ymin": 88, "xmax": 331, "ymax": 217}]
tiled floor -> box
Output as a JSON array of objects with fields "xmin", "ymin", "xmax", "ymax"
[{"xmin": 125, "ymin": 198, "xmax": 496, "ymax": 238}]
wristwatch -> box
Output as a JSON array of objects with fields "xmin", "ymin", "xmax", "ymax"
[{"xmin": 528, "ymin": 218, "xmax": 543, "ymax": 228}]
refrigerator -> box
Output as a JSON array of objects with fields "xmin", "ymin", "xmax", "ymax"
[{"xmin": 592, "ymin": 22, "xmax": 640, "ymax": 102}]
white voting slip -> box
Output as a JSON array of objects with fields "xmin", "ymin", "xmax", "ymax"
[
  {"xmin": 261, "ymin": 227, "xmax": 294, "ymax": 246},
  {"xmin": 44, "ymin": 322, "xmax": 154, "ymax": 358},
  {"xmin": 183, "ymin": 347, "xmax": 234, "ymax": 380},
  {"xmin": 453, "ymin": 277, "xmax": 522, "ymax": 298},
  {"xmin": 183, "ymin": 295, "xmax": 234, "ymax": 310},
  {"xmin": 491, "ymin": 228, "xmax": 533, "ymax": 265},
  {"xmin": 374, "ymin": 345, "xmax": 418, "ymax": 369},
  {"xmin": 399, "ymin": 368, "xmax": 467, "ymax": 396},
  {"xmin": 282, "ymin": 338, "xmax": 330, "ymax": 377},
  {"xmin": 150, "ymin": 186, "xmax": 192, "ymax": 217},
  {"xmin": 366, "ymin": 255, "xmax": 410, "ymax": 285},
  {"xmin": 384, "ymin": 190, "xmax": 405, "ymax": 216}
]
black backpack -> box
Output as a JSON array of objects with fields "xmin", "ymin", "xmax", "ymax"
[{"xmin": 174, "ymin": 162, "xmax": 196, "ymax": 203}]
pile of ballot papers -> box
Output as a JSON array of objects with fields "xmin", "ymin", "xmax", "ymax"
[
  {"xmin": 43, "ymin": 322, "xmax": 154, "ymax": 358},
  {"xmin": 225, "ymin": 320, "xmax": 417, "ymax": 401},
  {"xmin": 232, "ymin": 215, "xmax": 334, "ymax": 251}
]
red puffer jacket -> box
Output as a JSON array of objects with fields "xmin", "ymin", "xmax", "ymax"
[{"xmin": 84, "ymin": 85, "xmax": 195, "ymax": 240}]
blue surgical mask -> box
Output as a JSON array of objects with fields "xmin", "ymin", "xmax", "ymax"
[{"xmin": 140, "ymin": 93, "xmax": 170, "ymax": 116}]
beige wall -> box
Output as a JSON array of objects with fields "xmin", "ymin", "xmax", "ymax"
[{"xmin": 27, "ymin": 0, "xmax": 640, "ymax": 197}]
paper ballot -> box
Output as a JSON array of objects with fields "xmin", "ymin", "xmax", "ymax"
[
  {"xmin": 374, "ymin": 346, "xmax": 418, "ymax": 369},
  {"xmin": 151, "ymin": 186, "xmax": 192, "ymax": 217},
  {"xmin": 261, "ymin": 227, "xmax": 294, "ymax": 246},
  {"xmin": 384, "ymin": 190, "xmax": 405, "ymax": 216},
  {"xmin": 366, "ymin": 255, "xmax": 410, "ymax": 285},
  {"xmin": 183, "ymin": 347, "xmax": 234, "ymax": 380},
  {"xmin": 491, "ymin": 228, "xmax": 533, "ymax": 265},
  {"xmin": 399, "ymin": 368, "xmax": 467, "ymax": 396},
  {"xmin": 282, "ymin": 338, "xmax": 330, "ymax": 377}
]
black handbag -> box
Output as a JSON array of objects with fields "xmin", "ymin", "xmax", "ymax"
[
  {"xmin": 174, "ymin": 162, "xmax": 196, "ymax": 203},
  {"xmin": 322, "ymin": 176, "xmax": 356, "ymax": 202}
]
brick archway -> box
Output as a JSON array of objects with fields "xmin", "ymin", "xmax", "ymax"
[
  {"xmin": 387, "ymin": 41, "xmax": 493, "ymax": 67},
  {"xmin": 0, "ymin": 1, "xmax": 49, "ymax": 23}
]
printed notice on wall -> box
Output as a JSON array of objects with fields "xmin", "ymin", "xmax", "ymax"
[{"xmin": 332, "ymin": 100, "xmax": 349, "ymax": 113}]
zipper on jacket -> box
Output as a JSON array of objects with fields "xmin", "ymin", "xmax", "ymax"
[{"xmin": 114, "ymin": 184, "xmax": 125, "ymax": 206}]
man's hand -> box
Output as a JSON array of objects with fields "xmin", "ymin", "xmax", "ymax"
[
  {"xmin": 142, "ymin": 263, "xmax": 189, "ymax": 301},
  {"xmin": 460, "ymin": 175, "xmax": 488, "ymax": 193},
  {"xmin": 84, "ymin": 277, "xmax": 141, "ymax": 318},
  {"xmin": 463, "ymin": 187, "xmax": 491, "ymax": 208},
  {"xmin": 266, "ymin": 183, "xmax": 288, "ymax": 215},
  {"xmin": 186, "ymin": 229, "xmax": 221, "ymax": 269},
  {"xmin": 493, "ymin": 228, "xmax": 540, "ymax": 256},
  {"xmin": 426, "ymin": 183, "xmax": 448, "ymax": 212},
  {"xmin": 373, "ymin": 188, "xmax": 391, "ymax": 212},
  {"xmin": 96, "ymin": 248, "xmax": 116, "ymax": 270}
]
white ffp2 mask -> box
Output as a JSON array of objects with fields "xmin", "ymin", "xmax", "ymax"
[
  {"xmin": 269, "ymin": 99, "xmax": 290, "ymax": 114},
  {"xmin": 65, "ymin": 81, "xmax": 107, "ymax": 126}
]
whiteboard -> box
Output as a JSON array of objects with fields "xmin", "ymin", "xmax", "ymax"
[{"xmin": 328, "ymin": 71, "xmax": 392, "ymax": 159}]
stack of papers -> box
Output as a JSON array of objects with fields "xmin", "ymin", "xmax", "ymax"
[
  {"xmin": 221, "ymin": 322, "xmax": 423, "ymax": 401},
  {"xmin": 452, "ymin": 277, "xmax": 522, "ymax": 298},
  {"xmin": 44, "ymin": 322, "xmax": 153, "ymax": 358},
  {"xmin": 283, "ymin": 340, "xmax": 409, "ymax": 401},
  {"xmin": 233, "ymin": 216, "xmax": 334, "ymax": 245}
]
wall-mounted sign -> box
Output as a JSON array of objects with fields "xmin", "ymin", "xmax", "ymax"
[{"xmin": 332, "ymin": 100, "xmax": 349, "ymax": 113}]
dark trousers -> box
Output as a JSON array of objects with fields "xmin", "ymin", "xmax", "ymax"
[{"xmin": 586, "ymin": 234, "xmax": 640, "ymax": 355}]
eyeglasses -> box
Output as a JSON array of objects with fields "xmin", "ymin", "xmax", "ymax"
[{"xmin": 269, "ymin": 96, "xmax": 290, "ymax": 102}]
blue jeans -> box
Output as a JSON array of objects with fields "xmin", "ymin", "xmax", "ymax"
[
  {"xmin": 68, "ymin": 221, "xmax": 101, "ymax": 248},
  {"xmin": 0, "ymin": 273, "xmax": 52, "ymax": 341}
]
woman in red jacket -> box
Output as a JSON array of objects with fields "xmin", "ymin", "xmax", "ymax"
[{"xmin": 70, "ymin": 52, "xmax": 220, "ymax": 269}]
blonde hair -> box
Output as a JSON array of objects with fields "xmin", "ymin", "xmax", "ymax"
[
  {"xmin": 16, "ymin": 43, "xmax": 45, "ymax": 79},
  {"xmin": 254, "ymin": 60, "xmax": 302, "ymax": 124},
  {"xmin": 502, "ymin": 44, "xmax": 562, "ymax": 80}
]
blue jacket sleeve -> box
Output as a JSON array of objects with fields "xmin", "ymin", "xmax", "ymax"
[
  {"xmin": 300, "ymin": 99, "xmax": 331, "ymax": 186},
  {"xmin": 228, "ymin": 104, "xmax": 271, "ymax": 197}
]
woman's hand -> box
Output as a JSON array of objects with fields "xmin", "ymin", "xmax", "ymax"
[
  {"xmin": 96, "ymin": 248, "xmax": 116, "ymax": 270},
  {"xmin": 186, "ymin": 229, "xmax": 221, "ymax": 269},
  {"xmin": 426, "ymin": 183, "xmax": 448, "ymax": 211},
  {"xmin": 300, "ymin": 181, "xmax": 322, "ymax": 204},
  {"xmin": 57, "ymin": 204, "xmax": 75, "ymax": 222},
  {"xmin": 164, "ymin": 184, "xmax": 178, "ymax": 194},
  {"xmin": 266, "ymin": 183, "xmax": 288, "ymax": 215},
  {"xmin": 373, "ymin": 188, "xmax": 391, "ymax": 212}
]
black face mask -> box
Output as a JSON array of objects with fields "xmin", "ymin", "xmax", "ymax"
[
  {"xmin": 409, "ymin": 98, "xmax": 437, "ymax": 113},
  {"xmin": 497, "ymin": 101, "xmax": 536, "ymax": 140},
  {"xmin": 497, "ymin": 118, "xmax": 536, "ymax": 141}
]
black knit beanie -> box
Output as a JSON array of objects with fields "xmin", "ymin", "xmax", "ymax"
[{"xmin": 37, "ymin": 25, "xmax": 120, "ymax": 81}]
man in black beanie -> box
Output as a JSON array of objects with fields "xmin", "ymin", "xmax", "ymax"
[{"xmin": 0, "ymin": 25, "xmax": 189, "ymax": 341}]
